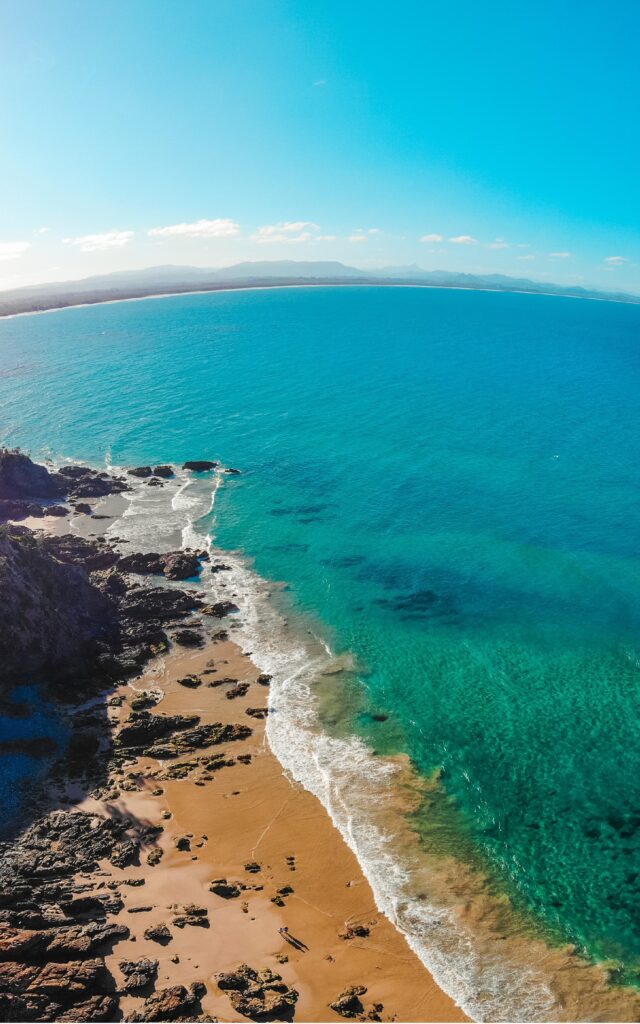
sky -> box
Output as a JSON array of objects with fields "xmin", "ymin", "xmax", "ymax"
[{"xmin": 1, "ymin": 0, "xmax": 639, "ymax": 293}]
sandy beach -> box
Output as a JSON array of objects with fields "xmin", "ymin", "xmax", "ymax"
[
  {"xmin": 70, "ymin": 636, "xmax": 467, "ymax": 1023},
  {"xmin": 1, "ymin": 471, "xmax": 467, "ymax": 1023}
]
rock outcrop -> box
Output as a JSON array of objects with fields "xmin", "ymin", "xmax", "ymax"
[
  {"xmin": 217, "ymin": 964, "xmax": 298, "ymax": 1021},
  {"xmin": 0, "ymin": 449, "xmax": 63, "ymax": 500},
  {"xmin": 0, "ymin": 526, "xmax": 116, "ymax": 683}
]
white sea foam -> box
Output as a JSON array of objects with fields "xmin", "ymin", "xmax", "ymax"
[{"xmin": 104, "ymin": 465, "xmax": 558, "ymax": 1023}]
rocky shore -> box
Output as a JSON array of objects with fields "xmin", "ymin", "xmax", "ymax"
[{"xmin": 0, "ymin": 449, "xmax": 466, "ymax": 1024}]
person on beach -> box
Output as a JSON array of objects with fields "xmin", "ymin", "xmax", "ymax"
[{"xmin": 279, "ymin": 926, "xmax": 308, "ymax": 952}]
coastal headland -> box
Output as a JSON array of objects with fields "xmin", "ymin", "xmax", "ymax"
[{"xmin": 0, "ymin": 449, "xmax": 465, "ymax": 1023}]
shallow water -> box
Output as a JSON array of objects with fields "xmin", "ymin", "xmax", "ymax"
[{"xmin": 1, "ymin": 286, "xmax": 639, "ymax": 1016}]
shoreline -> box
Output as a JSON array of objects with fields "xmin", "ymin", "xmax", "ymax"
[
  {"xmin": 83, "ymin": 637, "xmax": 467, "ymax": 1023},
  {"xmin": 0, "ymin": 279, "xmax": 637, "ymax": 323},
  {"xmin": 0, "ymin": 460, "xmax": 467, "ymax": 1023},
  {"xmin": 4, "ymin": 455, "xmax": 640, "ymax": 1022}
]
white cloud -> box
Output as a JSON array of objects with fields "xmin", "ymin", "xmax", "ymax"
[
  {"xmin": 449, "ymin": 235, "xmax": 478, "ymax": 245},
  {"xmin": 420, "ymin": 233, "xmax": 443, "ymax": 243},
  {"xmin": 604, "ymin": 255, "xmax": 627, "ymax": 265},
  {"xmin": 517, "ymin": 254, "xmax": 536, "ymax": 261},
  {"xmin": 348, "ymin": 227, "xmax": 380, "ymax": 243},
  {"xmin": 251, "ymin": 221, "xmax": 320, "ymax": 243},
  {"xmin": 34, "ymin": 227, "xmax": 49, "ymax": 235},
  {"xmin": 148, "ymin": 218, "xmax": 240, "ymax": 239},
  {"xmin": 63, "ymin": 230, "xmax": 134, "ymax": 252},
  {"xmin": 487, "ymin": 238, "xmax": 509, "ymax": 249},
  {"xmin": 317, "ymin": 235, "xmax": 337, "ymax": 241},
  {"xmin": 313, "ymin": 79, "xmax": 326, "ymax": 87},
  {"xmin": 0, "ymin": 241, "xmax": 31, "ymax": 261},
  {"xmin": 549, "ymin": 251, "xmax": 571, "ymax": 258}
]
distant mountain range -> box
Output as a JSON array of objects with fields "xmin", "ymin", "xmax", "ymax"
[{"xmin": 1, "ymin": 260, "xmax": 638, "ymax": 317}]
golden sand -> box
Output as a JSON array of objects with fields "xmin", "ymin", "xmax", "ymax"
[{"xmin": 70, "ymin": 639, "xmax": 467, "ymax": 1023}]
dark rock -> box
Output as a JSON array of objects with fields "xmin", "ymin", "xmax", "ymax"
[
  {"xmin": 118, "ymin": 552, "xmax": 166, "ymax": 575},
  {"xmin": 201, "ymin": 600, "xmax": 239, "ymax": 618},
  {"xmin": 329, "ymin": 985, "xmax": 368, "ymax": 1018},
  {"xmin": 217, "ymin": 964, "xmax": 298, "ymax": 1021},
  {"xmin": 172, "ymin": 905, "xmax": 208, "ymax": 929},
  {"xmin": 0, "ymin": 527, "xmax": 116, "ymax": 682},
  {"xmin": 0, "ymin": 498, "xmax": 45, "ymax": 520},
  {"xmin": 66, "ymin": 728, "xmax": 101, "ymax": 765},
  {"xmin": 153, "ymin": 466, "xmax": 174, "ymax": 478},
  {"xmin": 126, "ymin": 982, "xmax": 202, "ymax": 1021},
  {"xmin": 127, "ymin": 467, "xmax": 152, "ymax": 478},
  {"xmin": 145, "ymin": 721, "xmax": 252, "ymax": 760},
  {"xmin": 162, "ymin": 552, "xmax": 200, "ymax": 580},
  {"xmin": 54, "ymin": 465, "xmax": 129, "ymax": 499},
  {"xmin": 225, "ymin": 468, "xmax": 241, "ymax": 475},
  {"xmin": 110, "ymin": 839, "xmax": 140, "ymax": 869},
  {"xmin": 0, "ymin": 449, "xmax": 63, "ymax": 499},
  {"xmin": 177, "ymin": 675, "xmax": 201, "ymax": 689},
  {"xmin": 182, "ymin": 461, "xmax": 217, "ymax": 472},
  {"xmin": 116, "ymin": 711, "xmax": 200, "ymax": 750},
  {"xmin": 226, "ymin": 682, "xmax": 249, "ymax": 700},
  {"xmin": 246, "ymin": 707, "xmax": 268, "ymax": 719},
  {"xmin": 118, "ymin": 956, "xmax": 158, "ymax": 991},
  {"xmin": 256, "ymin": 674, "xmax": 272, "ymax": 686},
  {"xmin": 209, "ymin": 879, "xmax": 241, "ymax": 899},
  {"xmin": 129, "ymin": 690, "xmax": 161, "ymax": 711},
  {"xmin": 172, "ymin": 629, "xmax": 204, "ymax": 648},
  {"xmin": 143, "ymin": 923, "xmax": 172, "ymax": 944},
  {"xmin": 75, "ymin": 503, "xmax": 93, "ymax": 514}
]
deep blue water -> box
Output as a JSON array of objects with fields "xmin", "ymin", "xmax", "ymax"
[{"xmin": 1, "ymin": 286, "xmax": 639, "ymax": 974}]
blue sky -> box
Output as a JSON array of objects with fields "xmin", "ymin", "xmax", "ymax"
[{"xmin": 1, "ymin": 0, "xmax": 638, "ymax": 291}]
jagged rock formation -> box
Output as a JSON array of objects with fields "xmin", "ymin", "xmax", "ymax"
[{"xmin": 0, "ymin": 526, "xmax": 116, "ymax": 682}]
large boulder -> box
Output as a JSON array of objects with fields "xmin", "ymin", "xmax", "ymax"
[
  {"xmin": 0, "ymin": 449, "xmax": 63, "ymax": 500},
  {"xmin": 182, "ymin": 460, "xmax": 217, "ymax": 472}
]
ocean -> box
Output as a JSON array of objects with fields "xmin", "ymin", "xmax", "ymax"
[{"xmin": 1, "ymin": 285, "xmax": 639, "ymax": 1020}]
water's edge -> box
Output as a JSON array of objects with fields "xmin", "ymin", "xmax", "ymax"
[{"xmin": 48, "ymin": 458, "xmax": 639, "ymax": 1023}]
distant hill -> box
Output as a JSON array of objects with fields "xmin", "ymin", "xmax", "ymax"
[
  {"xmin": 0, "ymin": 261, "xmax": 638, "ymax": 317},
  {"xmin": 216, "ymin": 260, "xmax": 363, "ymax": 279}
]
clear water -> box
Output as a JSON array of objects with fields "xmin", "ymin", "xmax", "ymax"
[{"xmin": 1, "ymin": 286, "xmax": 639, "ymax": 1001}]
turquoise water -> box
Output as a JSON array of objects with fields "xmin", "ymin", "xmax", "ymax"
[{"xmin": 1, "ymin": 286, "xmax": 639, "ymax": 984}]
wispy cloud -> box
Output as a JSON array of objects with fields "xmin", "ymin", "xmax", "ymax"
[
  {"xmin": 251, "ymin": 221, "xmax": 320, "ymax": 244},
  {"xmin": 148, "ymin": 218, "xmax": 240, "ymax": 239},
  {"xmin": 486, "ymin": 238, "xmax": 509, "ymax": 249},
  {"xmin": 313, "ymin": 79, "xmax": 326, "ymax": 87},
  {"xmin": 63, "ymin": 230, "xmax": 134, "ymax": 252},
  {"xmin": 517, "ymin": 254, "xmax": 536, "ymax": 261},
  {"xmin": 604, "ymin": 255, "xmax": 627, "ymax": 265},
  {"xmin": 0, "ymin": 241, "xmax": 31, "ymax": 261},
  {"xmin": 549, "ymin": 251, "xmax": 571, "ymax": 258},
  {"xmin": 348, "ymin": 227, "xmax": 380, "ymax": 243},
  {"xmin": 34, "ymin": 227, "xmax": 49, "ymax": 235},
  {"xmin": 449, "ymin": 235, "xmax": 478, "ymax": 245},
  {"xmin": 420, "ymin": 233, "xmax": 443, "ymax": 243}
]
